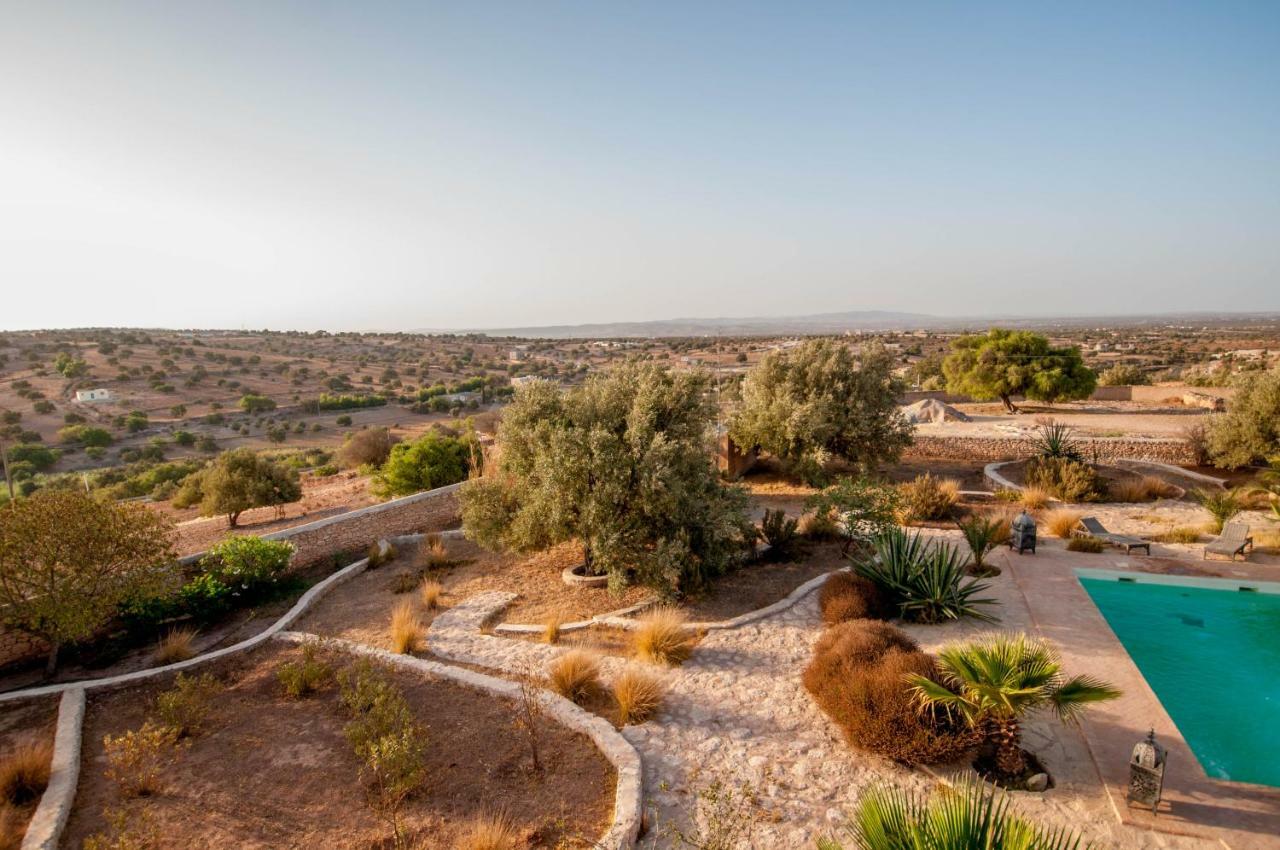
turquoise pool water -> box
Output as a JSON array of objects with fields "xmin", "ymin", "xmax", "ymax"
[{"xmin": 1079, "ymin": 572, "xmax": 1280, "ymax": 787}]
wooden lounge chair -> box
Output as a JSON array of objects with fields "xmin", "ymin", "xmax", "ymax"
[
  {"xmin": 1204, "ymin": 522, "xmax": 1253, "ymax": 561},
  {"xmin": 1075, "ymin": 517, "xmax": 1151, "ymax": 555}
]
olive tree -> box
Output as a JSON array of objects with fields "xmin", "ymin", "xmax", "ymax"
[
  {"xmin": 943, "ymin": 329, "xmax": 1096, "ymax": 413},
  {"xmin": 173, "ymin": 448, "xmax": 301, "ymax": 527},
  {"xmin": 459, "ymin": 366, "xmax": 751, "ymax": 596},
  {"xmin": 1207, "ymin": 367, "xmax": 1280, "ymax": 468},
  {"xmin": 729, "ymin": 339, "xmax": 913, "ymax": 484},
  {"xmin": 0, "ymin": 490, "xmax": 175, "ymax": 675}
]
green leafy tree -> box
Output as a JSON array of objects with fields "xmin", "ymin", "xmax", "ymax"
[
  {"xmin": 805, "ymin": 476, "xmax": 900, "ymax": 555},
  {"xmin": 1097, "ymin": 363, "xmax": 1151, "ymax": 387},
  {"xmin": 943, "ymin": 329, "xmax": 1096, "ymax": 414},
  {"xmin": 1206, "ymin": 367, "xmax": 1280, "ymax": 468},
  {"xmin": 238, "ymin": 394, "xmax": 276, "ymax": 414},
  {"xmin": 0, "ymin": 490, "xmax": 175, "ymax": 675},
  {"xmin": 730, "ymin": 339, "xmax": 913, "ymax": 484},
  {"xmin": 371, "ymin": 431, "xmax": 473, "ymax": 498},
  {"xmin": 908, "ymin": 632, "xmax": 1119, "ymax": 779},
  {"xmin": 460, "ymin": 365, "xmax": 750, "ymax": 596},
  {"xmin": 177, "ymin": 448, "xmax": 301, "ymax": 528}
]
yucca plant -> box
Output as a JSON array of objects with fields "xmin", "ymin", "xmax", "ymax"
[
  {"xmin": 907, "ymin": 633, "xmax": 1120, "ymax": 780},
  {"xmin": 817, "ymin": 775, "xmax": 1092, "ymax": 850},
  {"xmin": 956, "ymin": 514, "xmax": 1009, "ymax": 576},
  {"xmin": 1192, "ymin": 487, "xmax": 1241, "ymax": 533},
  {"xmin": 1029, "ymin": 420, "xmax": 1082, "ymax": 461},
  {"xmin": 854, "ymin": 529, "xmax": 997, "ymax": 624}
]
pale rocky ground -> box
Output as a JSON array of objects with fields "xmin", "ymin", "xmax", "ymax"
[
  {"xmin": 425, "ymin": 530, "xmax": 1225, "ymax": 850},
  {"xmin": 918, "ymin": 400, "xmax": 1211, "ymax": 439}
]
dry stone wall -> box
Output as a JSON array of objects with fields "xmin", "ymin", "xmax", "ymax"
[{"xmin": 905, "ymin": 435, "xmax": 1197, "ymax": 465}]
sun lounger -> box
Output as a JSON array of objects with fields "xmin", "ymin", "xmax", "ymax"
[
  {"xmin": 1204, "ymin": 522, "xmax": 1253, "ymax": 561},
  {"xmin": 1075, "ymin": 517, "xmax": 1151, "ymax": 556}
]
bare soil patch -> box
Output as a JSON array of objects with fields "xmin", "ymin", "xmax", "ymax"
[
  {"xmin": 679, "ymin": 542, "xmax": 843, "ymax": 621},
  {"xmin": 298, "ymin": 538, "xmax": 651, "ymax": 648},
  {"xmin": 882, "ymin": 458, "xmax": 990, "ymax": 491},
  {"xmin": 61, "ymin": 643, "xmax": 614, "ymax": 850}
]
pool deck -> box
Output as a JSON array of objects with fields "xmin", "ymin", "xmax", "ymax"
[{"xmin": 1000, "ymin": 541, "xmax": 1280, "ymax": 849}]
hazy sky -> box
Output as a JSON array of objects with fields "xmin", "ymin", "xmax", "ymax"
[{"xmin": 2, "ymin": 2, "xmax": 1278, "ymax": 332}]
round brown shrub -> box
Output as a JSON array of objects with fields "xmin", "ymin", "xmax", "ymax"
[
  {"xmin": 803, "ymin": 623, "xmax": 976, "ymax": 766},
  {"xmin": 819, "ymin": 572, "xmax": 894, "ymax": 624}
]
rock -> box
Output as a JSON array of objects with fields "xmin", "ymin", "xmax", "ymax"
[{"xmin": 1026, "ymin": 773, "xmax": 1050, "ymax": 792}]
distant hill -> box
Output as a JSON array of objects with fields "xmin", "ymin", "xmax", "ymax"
[{"xmin": 446, "ymin": 309, "xmax": 1280, "ymax": 339}]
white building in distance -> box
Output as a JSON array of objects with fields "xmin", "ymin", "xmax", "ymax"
[{"xmin": 75, "ymin": 388, "xmax": 113, "ymax": 403}]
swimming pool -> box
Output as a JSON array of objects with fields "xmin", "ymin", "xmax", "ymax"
[{"xmin": 1078, "ymin": 569, "xmax": 1280, "ymax": 788}]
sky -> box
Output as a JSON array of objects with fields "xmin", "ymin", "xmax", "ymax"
[{"xmin": 1, "ymin": 1, "xmax": 1278, "ymax": 332}]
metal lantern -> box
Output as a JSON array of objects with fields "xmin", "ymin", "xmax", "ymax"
[
  {"xmin": 1127, "ymin": 729, "xmax": 1168, "ymax": 813},
  {"xmin": 1010, "ymin": 509, "xmax": 1036, "ymax": 554}
]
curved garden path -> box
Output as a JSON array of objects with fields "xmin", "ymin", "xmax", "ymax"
[{"xmin": 428, "ymin": 562, "xmax": 1220, "ymax": 850}]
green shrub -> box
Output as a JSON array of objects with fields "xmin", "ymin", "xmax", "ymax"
[
  {"xmin": 153, "ymin": 672, "xmax": 222, "ymax": 738},
  {"xmin": 336, "ymin": 414, "xmax": 353, "ymax": 426},
  {"xmin": 956, "ymin": 513, "xmax": 1009, "ymax": 576},
  {"xmin": 278, "ymin": 642, "xmax": 333, "ymax": 698},
  {"xmin": 854, "ymin": 529, "xmax": 996, "ymax": 624},
  {"xmin": 805, "ymin": 476, "xmax": 900, "ymax": 553},
  {"xmin": 58, "ymin": 425, "xmax": 113, "ymax": 447},
  {"xmin": 177, "ymin": 573, "xmax": 234, "ymax": 620},
  {"xmin": 759, "ymin": 509, "xmax": 800, "ymax": 557},
  {"xmin": 239, "ymin": 394, "xmax": 276, "ymax": 413},
  {"xmin": 200, "ymin": 536, "xmax": 294, "ymax": 587},
  {"xmin": 372, "ymin": 431, "xmax": 472, "ymax": 498}
]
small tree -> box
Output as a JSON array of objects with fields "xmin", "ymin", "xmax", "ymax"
[
  {"xmin": 372, "ymin": 431, "xmax": 473, "ymax": 498},
  {"xmin": 179, "ymin": 448, "xmax": 301, "ymax": 527},
  {"xmin": 338, "ymin": 426, "xmax": 399, "ymax": 469},
  {"xmin": 1206, "ymin": 367, "xmax": 1280, "ymax": 468},
  {"xmin": 730, "ymin": 339, "xmax": 913, "ymax": 484},
  {"xmin": 805, "ymin": 476, "xmax": 900, "ymax": 555},
  {"xmin": 238, "ymin": 394, "xmax": 276, "ymax": 414},
  {"xmin": 943, "ymin": 329, "xmax": 1096, "ymax": 414},
  {"xmin": 0, "ymin": 490, "xmax": 175, "ymax": 675},
  {"xmin": 460, "ymin": 364, "xmax": 750, "ymax": 596}
]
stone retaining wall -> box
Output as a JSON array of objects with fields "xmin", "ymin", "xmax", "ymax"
[{"xmin": 904, "ymin": 434, "xmax": 1197, "ymax": 465}]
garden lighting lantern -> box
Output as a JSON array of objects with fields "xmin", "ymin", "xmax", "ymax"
[
  {"xmin": 1010, "ymin": 509, "xmax": 1036, "ymax": 554},
  {"xmin": 1127, "ymin": 729, "xmax": 1167, "ymax": 813}
]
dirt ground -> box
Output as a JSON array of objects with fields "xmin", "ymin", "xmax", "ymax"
[
  {"xmin": 0, "ymin": 697, "xmax": 57, "ymax": 850},
  {"xmin": 61, "ymin": 644, "xmax": 614, "ymax": 850},
  {"xmin": 917, "ymin": 400, "xmax": 1213, "ymax": 439},
  {"xmin": 680, "ymin": 542, "xmax": 844, "ymax": 621},
  {"xmin": 155, "ymin": 472, "xmax": 378, "ymax": 556},
  {"xmin": 298, "ymin": 538, "xmax": 652, "ymax": 649},
  {"xmin": 881, "ymin": 457, "xmax": 990, "ymax": 490}
]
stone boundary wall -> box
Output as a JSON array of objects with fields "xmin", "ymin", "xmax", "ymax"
[
  {"xmin": 900, "ymin": 385, "xmax": 1233, "ymax": 405},
  {"xmin": 0, "ymin": 484, "xmax": 463, "ymax": 672},
  {"xmin": 904, "ymin": 434, "xmax": 1197, "ymax": 465}
]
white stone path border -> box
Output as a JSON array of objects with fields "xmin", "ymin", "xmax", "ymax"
[{"xmin": 274, "ymin": 631, "xmax": 642, "ymax": 850}]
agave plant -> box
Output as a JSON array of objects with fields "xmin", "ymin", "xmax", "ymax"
[
  {"xmin": 854, "ymin": 529, "xmax": 997, "ymax": 624},
  {"xmin": 1029, "ymin": 420, "xmax": 1082, "ymax": 462},
  {"xmin": 817, "ymin": 775, "xmax": 1092, "ymax": 850},
  {"xmin": 1192, "ymin": 487, "xmax": 1241, "ymax": 533},
  {"xmin": 907, "ymin": 633, "xmax": 1120, "ymax": 779},
  {"xmin": 956, "ymin": 514, "xmax": 1009, "ymax": 576}
]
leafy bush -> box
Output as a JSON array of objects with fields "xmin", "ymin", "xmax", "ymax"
[
  {"xmin": 335, "ymin": 414, "xmax": 353, "ymax": 426},
  {"xmin": 200, "ymin": 535, "xmax": 294, "ymax": 588},
  {"xmin": 238, "ymin": 394, "xmax": 276, "ymax": 413},
  {"xmin": 176, "ymin": 573, "xmax": 233, "ymax": 620},
  {"xmin": 317, "ymin": 393, "xmax": 387, "ymax": 411},
  {"xmin": 372, "ymin": 431, "xmax": 473, "ymax": 498},
  {"xmin": 1097, "ymin": 364, "xmax": 1152, "ymax": 387},
  {"xmin": 1067, "ymin": 535, "xmax": 1105, "ymax": 553},
  {"xmin": 339, "ymin": 427, "xmax": 399, "ymax": 468},
  {"xmin": 897, "ymin": 473, "xmax": 959, "ymax": 522},
  {"xmin": 1206, "ymin": 368, "xmax": 1280, "ymax": 468},
  {"xmin": 153, "ymin": 672, "xmax": 221, "ymax": 738},
  {"xmin": 818, "ymin": 572, "xmax": 892, "ymax": 624},
  {"xmin": 758, "ymin": 509, "xmax": 800, "ymax": 557},
  {"xmin": 1023, "ymin": 456, "xmax": 1100, "ymax": 503},
  {"xmin": 58, "ymin": 425, "xmax": 113, "ymax": 447},
  {"xmin": 803, "ymin": 621, "xmax": 978, "ymax": 765},
  {"xmin": 5, "ymin": 443, "xmax": 59, "ymax": 471},
  {"xmin": 805, "ymin": 476, "xmax": 900, "ymax": 553},
  {"xmin": 854, "ymin": 529, "xmax": 996, "ymax": 624},
  {"xmin": 277, "ymin": 642, "xmax": 334, "ymax": 698},
  {"xmin": 103, "ymin": 722, "xmax": 176, "ymax": 797}
]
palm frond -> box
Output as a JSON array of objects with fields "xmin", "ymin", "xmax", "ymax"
[{"xmin": 1049, "ymin": 676, "xmax": 1122, "ymax": 723}]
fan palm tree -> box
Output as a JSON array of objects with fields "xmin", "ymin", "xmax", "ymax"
[
  {"xmin": 1192, "ymin": 487, "xmax": 1241, "ymax": 533},
  {"xmin": 818, "ymin": 776, "xmax": 1091, "ymax": 850},
  {"xmin": 906, "ymin": 633, "xmax": 1120, "ymax": 779}
]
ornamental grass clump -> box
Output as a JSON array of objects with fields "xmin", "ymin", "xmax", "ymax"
[
  {"xmin": 633, "ymin": 606, "xmax": 697, "ymax": 666},
  {"xmin": 897, "ymin": 474, "xmax": 960, "ymax": 523},
  {"xmin": 1066, "ymin": 536, "xmax": 1105, "ymax": 553},
  {"xmin": 456, "ymin": 811, "xmax": 519, "ymax": 850},
  {"xmin": 547, "ymin": 650, "xmax": 602, "ymax": 705},
  {"xmin": 854, "ymin": 529, "xmax": 996, "ymax": 624},
  {"xmin": 1193, "ymin": 487, "xmax": 1241, "ymax": 533},
  {"xmin": 1043, "ymin": 508, "xmax": 1083, "ymax": 538},
  {"xmin": 152, "ymin": 627, "xmax": 198, "ymax": 665},
  {"xmin": 389, "ymin": 600, "xmax": 423, "ymax": 654},
  {"xmin": 1023, "ymin": 457, "xmax": 1101, "ymax": 503},
  {"xmin": 418, "ymin": 579, "xmax": 443, "ymax": 610},
  {"xmin": 0, "ymin": 738, "xmax": 52, "ymax": 806},
  {"xmin": 612, "ymin": 667, "xmax": 665, "ymax": 725}
]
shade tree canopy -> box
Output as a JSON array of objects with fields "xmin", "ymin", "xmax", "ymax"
[
  {"xmin": 729, "ymin": 339, "xmax": 913, "ymax": 484},
  {"xmin": 173, "ymin": 447, "xmax": 302, "ymax": 527},
  {"xmin": 942, "ymin": 329, "xmax": 1096, "ymax": 413},
  {"xmin": 459, "ymin": 366, "xmax": 751, "ymax": 596}
]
